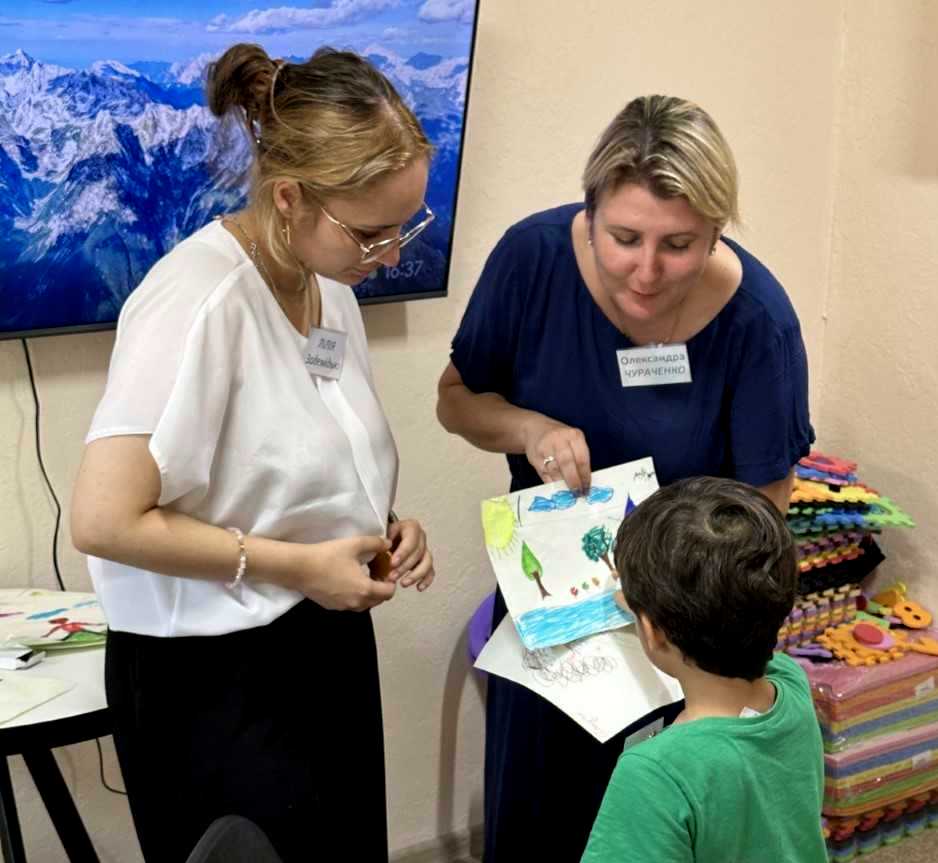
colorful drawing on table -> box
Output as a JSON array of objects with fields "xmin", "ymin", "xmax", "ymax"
[
  {"xmin": 475, "ymin": 616, "xmax": 683, "ymax": 743},
  {"xmin": 480, "ymin": 457, "xmax": 658, "ymax": 650},
  {"xmin": 0, "ymin": 589, "xmax": 107, "ymax": 650}
]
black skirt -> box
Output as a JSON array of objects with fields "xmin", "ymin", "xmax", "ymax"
[
  {"xmin": 106, "ymin": 599, "xmax": 388, "ymax": 863},
  {"xmin": 483, "ymin": 588, "xmax": 684, "ymax": 862}
]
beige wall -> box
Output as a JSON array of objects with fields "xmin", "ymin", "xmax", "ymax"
[
  {"xmin": 818, "ymin": 0, "xmax": 938, "ymax": 608},
  {"xmin": 0, "ymin": 1, "xmax": 933, "ymax": 859}
]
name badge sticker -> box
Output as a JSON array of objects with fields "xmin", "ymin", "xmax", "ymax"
[
  {"xmin": 616, "ymin": 343, "xmax": 692, "ymax": 388},
  {"xmin": 624, "ymin": 717, "xmax": 664, "ymax": 749},
  {"xmin": 304, "ymin": 326, "xmax": 348, "ymax": 380}
]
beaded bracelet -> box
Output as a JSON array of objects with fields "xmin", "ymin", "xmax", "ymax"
[{"xmin": 226, "ymin": 526, "xmax": 247, "ymax": 590}]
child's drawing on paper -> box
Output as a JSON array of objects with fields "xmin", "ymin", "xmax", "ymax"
[
  {"xmin": 528, "ymin": 485, "xmax": 614, "ymax": 512},
  {"xmin": 42, "ymin": 617, "xmax": 104, "ymax": 641},
  {"xmin": 581, "ymin": 525, "xmax": 617, "ymax": 577},
  {"xmin": 0, "ymin": 589, "xmax": 107, "ymax": 649},
  {"xmin": 475, "ymin": 615, "xmax": 683, "ymax": 743},
  {"xmin": 572, "ymin": 574, "xmax": 603, "ymax": 596},
  {"xmin": 482, "ymin": 496, "xmax": 520, "ymax": 557},
  {"xmin": 481, "ymin": 457, "xmax": 659, "ymax": 650},
  {"xmin": 515, "ymin": 591, "xmax": 632, "ymax": 649},
  {"xmin": 522, "ymin": 640, "xmax": 618, "ymax": 688},
  {"xmin": 521, "ymin": 542, "xmax": 551, "ymax": 599}
]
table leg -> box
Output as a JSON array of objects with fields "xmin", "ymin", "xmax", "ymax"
[
  {"xmin": 21, "ymin": 749, "xmax": 99, "ymax": 863},
  {"xmin": 0, "ymin": 756, "xmax": 28, "ymax": 863}
]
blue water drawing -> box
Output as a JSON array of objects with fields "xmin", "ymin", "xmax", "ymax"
[
  {"xmin": 514, "ymin": 592, "xmax": 633, "ymax": 650},
  {"xmin": 528, "ymin": 485, "xmax": 615, "ymax": 513}
]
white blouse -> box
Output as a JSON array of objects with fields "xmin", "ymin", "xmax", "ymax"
[{"xmin": 86, "ymin": 220, "xmax": 399, "ymax": 637}]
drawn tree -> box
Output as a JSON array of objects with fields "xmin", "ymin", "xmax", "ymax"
[
  {"xmin": 521, "ymin": 541, "xmax": 551, "ymax": 599},
  {"xmin": 581, "ymin": 525, "xmax": 616, "ymax": 577}
]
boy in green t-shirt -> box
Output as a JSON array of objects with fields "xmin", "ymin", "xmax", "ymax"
[{"xmin": 582, "ymin": 477, "xmax": 827, "ymax": 863}]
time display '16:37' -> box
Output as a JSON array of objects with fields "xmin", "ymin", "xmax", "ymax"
[{"xmin": 382, "ymin": 259, "xmax": 424, "ymax": 280}]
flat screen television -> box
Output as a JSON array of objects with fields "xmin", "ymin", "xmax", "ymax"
[{"xmin": 0, "ymin": 0, "xmax": 479, "ymax": 340}]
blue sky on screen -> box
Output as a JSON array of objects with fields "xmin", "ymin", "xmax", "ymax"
[{"xmin": 1, "ymin": 0, "xmax": 475, "ymax": 67}]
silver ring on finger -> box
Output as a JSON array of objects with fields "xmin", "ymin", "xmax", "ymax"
[{"xmin": 542, "ymin": 455, "xmax": 556, "ymax": 469}]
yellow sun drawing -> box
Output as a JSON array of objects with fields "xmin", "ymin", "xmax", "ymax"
[{"xmin": 481, "ymin": 496, "xmax": 519, "ymax": 556}]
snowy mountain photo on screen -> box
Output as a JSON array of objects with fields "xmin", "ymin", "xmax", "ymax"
[{"xmin": 0, "ymin": 0, "xmax": 478, "ymax": 336}]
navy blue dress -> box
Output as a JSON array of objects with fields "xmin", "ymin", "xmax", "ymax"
[{"xmin": 450, "ymin": 204, "xmax": 814, "ymax": 862}]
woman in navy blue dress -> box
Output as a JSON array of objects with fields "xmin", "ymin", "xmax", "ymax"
[{"xmin": 437, "ymin": 95, "xmax": 813, "ymax": 862}]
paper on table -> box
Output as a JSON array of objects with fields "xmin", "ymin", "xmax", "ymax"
[
  {"xmin": 481, "ymin": 458, "xmax": 659, "ymax": 649},
  {"xmin": 0, "ymin": 589, "xmax": 107, "ymax": 650},
  {"xmin": 0, "ymin": 674, "xmax": 75, "ymax": 725},
  {"xmin": 476, "ymin": 616, "xmax": 683, "ymax": 743}
]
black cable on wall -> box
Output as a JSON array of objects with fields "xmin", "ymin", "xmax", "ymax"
[
  {"xmin": 20, "ymin": 338, "xmax": 127, "ymax": 796},
  {"xmin": 20, "ymin": 338, "xmax": 65, "ymax": 592}
]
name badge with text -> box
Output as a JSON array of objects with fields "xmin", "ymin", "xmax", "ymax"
[
  {"xmin": 303, "ymin": 327, "xmax": 347, "ymax": 380},
  {"xmin": 616, "ymin": 343, "xmax": 692, "ymax": 388}
]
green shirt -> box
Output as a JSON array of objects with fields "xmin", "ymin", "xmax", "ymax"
[{"xmin": 582, "ymin": 653, "xmax": 826, "ymax": 863}]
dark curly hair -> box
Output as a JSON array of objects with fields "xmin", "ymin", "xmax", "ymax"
[{"xmin": 614, "ymin": 476, "xmax": 796, "ymax": 681}]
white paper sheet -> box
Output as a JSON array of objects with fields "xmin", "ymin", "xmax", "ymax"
[
  {"xmin": 476, "ymin": 616, "xmax": 684, "ymax": 743},
  {"xmin": 0, "ymin": 674, "xmax": 75, "ymax": 725}
]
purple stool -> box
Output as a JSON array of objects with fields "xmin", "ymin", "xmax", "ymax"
[{"xmin": 468, "ymin": 592, "xmax": 496, "ymax": 667}]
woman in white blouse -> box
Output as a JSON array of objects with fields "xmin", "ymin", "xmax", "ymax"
[{"xmin": 71, "ymin": 44, "xmax": 434, "ymax": 863}]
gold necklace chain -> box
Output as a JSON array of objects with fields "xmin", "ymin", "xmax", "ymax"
[
  {"xmin": 225, "ymin": 216, "xmax": 320, "ymax": 332},
  {"xmin": 226, "ymin": 217, "xmax": 307, "ymax": 296},
  {"xmin": 655, "ymin": 294, "xmax": 687, "ymax": 347},
  {"xmin": 588, "ymin": 243, "xmax": 688, "ymax": 347},
  {"xmin": 622, "ymin": 292, "xmax": 688, "ymax": 347}
]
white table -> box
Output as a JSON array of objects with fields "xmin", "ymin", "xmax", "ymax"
[{"xmin": 0, "ymin": 647, "xmax": 110, "ymax": 863}]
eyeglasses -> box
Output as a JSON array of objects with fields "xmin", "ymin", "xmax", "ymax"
[{"xmin": 320, "ymin": 202, "xmax": 435, "ymax": 264}]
